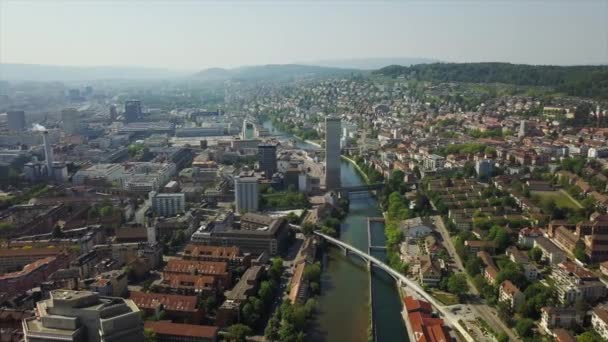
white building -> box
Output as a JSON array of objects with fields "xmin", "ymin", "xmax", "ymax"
[
  {"xmin": 592, "ymin": 307, "xmax": 608, "ymax": 340},
  {"xmin": 72, "ymin": 163, "xmax": 125, "ymax": 185},
  {"xmin": 235, "ymin": 174, "xmax": 259, "ymax": 213},
  {"xmin": 149, "ymin": 191, "xmax": 185, "ymax": 217},
  {"xmin": 22, "ymin": 290, "xmax": 143, "ymax": 342},
  {"xmin": 423, "ymin": 154, "xmax": 445, "ymax": 170}
]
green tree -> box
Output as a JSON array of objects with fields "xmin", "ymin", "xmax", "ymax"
[
  {"xmin": 491, "ymin": 226, "xmax": 511, "ymax": 252},
  {"xmin": 515, "ymin": 318, "xmax": 535, "ymax": 337},
  {"xmin": 287, "ymin": 212, "xmax": 299, "ymax": 224},
  {"xmin": 529, "ymin": 247, "xmax": 543, "ymax": 263},
  {"xmin": 388, "ymin": 170, "xmax": 405, "ymax": 193},
  {"xmin": 303, "ymin": 262, "xmax": 322, "ymax": 283},
  {"xmin": 573, "ymin": 240, "xmax": 588, "ymax": 263},
  {"xmin": 99, "ymin": 206, "xmax": 114, "ymax": 217},
  {"xmin": 496, "ymin": 300, "xmax": 513, "ymax": 325},
  {"xmin": 301, "ymin": 222, "xmax": 315, "ymax": 236},
  {"xmin": 227, "ymin": 324, "xmax": 254, "ymax": 342},
  {"xmin": 258, "ymin": 281, "xmax": 273, "ymax": 306},
  {"xmin": 577, "ymin": 331, "xmax": 603, "ymax": 342},
  {"xmin": 278, "ymin": 321, "xmax": 298, "ymax": 342},
  {"xmin": 447, "ymin": 273, "xmax": 468, "ymax": 298},
  {"xmin": 241, "ymin": 300, "xmax": 261, "ymax": 327},
  {"xmin": 465, "ymin": 257, "xmax": 483, "ymax": 276},
  {"xmin": 144, "ymin": 329, "xmax": 157, "ymax": 342},
  {"xmin": 269, "ymin": 258, "xmax": 284, "ymax": 282},
  {"xmin": 264, "ymin": 315, "xmax": 281, "ymax": 341}
]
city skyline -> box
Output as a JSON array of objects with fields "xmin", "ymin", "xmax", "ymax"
[{"xmin": 1, "ymin": 1, "xmax": 607, "ymax": 70}]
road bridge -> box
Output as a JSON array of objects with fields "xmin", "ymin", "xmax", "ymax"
[{"xmin": 314, "ymin": 231, "xmax": 475, "ymax": 342}]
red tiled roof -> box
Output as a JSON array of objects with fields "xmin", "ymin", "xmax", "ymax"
[
  {"xmin": 183, "ymin": 244, "xmax": 240, "ymax": 259},
  {"xmin": 593, "ymin": 307, "xmax": 608, "ymax": 325},
  {"xmin": 500, "ymin": 280, "xmax": 521, "ymax": 296},
  {"xmin": 164, "ymin": 259, "xmax": 228, "ymax": 275},
  {"xmin": 144, "ymin": 321, "xmax": 218, "ymax": 338},
  {"xmin": 160, "ymin": 273, "xmax": 216, "ymax": 291},
  {"xmin": 0, "ymin": 256, "xmax": 57, "ymax": 280},
  {"xmin": 129, "ymin": 291, "xmax": 198, "ymax": 312},
  {"xmin": 553, "ymin": 328, "xmax": 575, "ymax": 342},
  {"xmin": 0, "ymin": 248, "xmax": 62, "ymax": 258},
  {"xmin": 465, "ymin": 240, "xmax": 496, "ymax": 248},
  {"xmin": 408, "ymin": 311, "xmax": 448, "ymax": 342},
  {"xmin": 404, "ymin": 296, "xmax": 432, "ymax": 314},
  {"xmin": 558, "ymin": 261, "xmax": 597, "ymax": 280},
  {"xmin": 485, "ymin": 265, "xmax": 499, "ymax": 279}
]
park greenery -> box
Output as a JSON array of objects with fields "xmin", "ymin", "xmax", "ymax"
[
  {"xmin": 263, "ymin": 260, "xmax": 320, "ymax": 341},
  {"xmin": 0, "ymin": 184, "xmax": 49, "ymax": 209},
  {"xmin": 352, "ymin": 155, "xmax": 384, "ymax": 183},
  {"xmin": 383, "ymin": 171, "xmax": 414, "ymax": 274},
  {"xmin": 230, "ymin": 258, "xmax": 284, "ymax": 339},
  {"xmin": 260, "ymin": 188, "xmax": 310, "ymax": 210},
  {"xmin": 269, "ymin": 116, "xmax": 320, "ymax": 140},
  {"xmin": 300, "ymin": 195, "xmax": 349, "ymax": 237}
]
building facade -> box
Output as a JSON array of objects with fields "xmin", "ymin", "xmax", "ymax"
[
  {"xmin": 149, "ymin": 191, "xmax": 186, "ymax": 217},
  {"xmin": 7, "ymin": 110, "xmax": 26, "ymax": 131},
  {"xmin": 124, "ymin": 100, "xmax": 141, "ymax": 123},
  {"xmin": 257, "ymin": 144, "xmax": 277, "ymax": 178},
  {"xmin": 234, "ymin": 174, "xmax": 259, "ymax": 213},
  {"xmin": 324, "ymin": 116, "xmax": 341, "ymax": 190}
]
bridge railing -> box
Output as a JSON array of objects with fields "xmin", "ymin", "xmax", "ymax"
[{"xmin": 314, "ymin": 231, "xmax": 475, "ymax": 342}]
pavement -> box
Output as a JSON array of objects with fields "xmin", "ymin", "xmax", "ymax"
[{"xmin": 432, "ymin": 215, "xmax": 521, "ymax": 342}]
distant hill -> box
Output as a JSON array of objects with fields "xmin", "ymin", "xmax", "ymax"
[
  {"xmin": 373, "ymin": 62, "xmax": 608, "ymax": 99},
  {"xmin": 0, "ymin": 63, "xmax": 192, "ymax": 81},
  {"xmin": 194, "ymin": 64, "xmax": 362, "ymax": 81},
  {"xmin": 308, "ymin": 57, "xmax": 438, "ymax": 70}
]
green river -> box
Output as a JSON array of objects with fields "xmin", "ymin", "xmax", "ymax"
[{"xmin": 262, "ymin": 121, "xmax": 408, "ymax": 342}]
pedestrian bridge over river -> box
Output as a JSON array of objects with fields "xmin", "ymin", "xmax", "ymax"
[
  {"xmin": 333, "ymin": 183, "xmax": 384, "ymax": 198},
  {"xmin": 314, "ymin": 231, "xmax": 475, "ymax": 342}
]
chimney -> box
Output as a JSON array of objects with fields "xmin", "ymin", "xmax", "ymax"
[{"xmin": 43, "ymin": 131, "xmax": 54, "ymax": 176}]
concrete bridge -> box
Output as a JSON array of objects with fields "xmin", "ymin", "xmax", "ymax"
[
  {"xmin": 334, "ymin": 183, "xmax": 384, "ymax": 198},
  {"xmin": 314, "ymin": 231, "xmax": 475, "ymax": 342}
]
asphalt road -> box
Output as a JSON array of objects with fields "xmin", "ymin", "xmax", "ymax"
[{"xmin": 432, "ymin": 215, "xmax": 521, "ymax": 342}]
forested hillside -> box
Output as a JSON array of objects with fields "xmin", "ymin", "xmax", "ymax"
[{"xmin": 374, "ymin": 63, "xmax": 608, "ymax": 99}]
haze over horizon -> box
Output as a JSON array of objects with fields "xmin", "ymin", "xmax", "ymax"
[{"xmin": 1, "ymin": 0, "xmax": 607, "ymax": 70}]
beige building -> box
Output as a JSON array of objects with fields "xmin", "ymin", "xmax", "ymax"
[
  {"xmin": 23, "ymin": 290, "xmax": 142, "ymax": 342},
  {"xmin": 498, "ymin": 280, "xmax": 525, "ymax": 310}
]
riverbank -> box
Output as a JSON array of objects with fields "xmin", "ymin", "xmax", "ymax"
[
  {"xmin": 294, "ymin": 135, "xmax": 322, "ymax": 148},
  {"xmin": 341, "ymin": 155, "xmax": 370, "ymax": 183}
]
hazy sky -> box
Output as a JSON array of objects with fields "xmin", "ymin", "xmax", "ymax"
[{"xmin": 1, "ymin": 0, "xmax": 607, "ymax": 69}]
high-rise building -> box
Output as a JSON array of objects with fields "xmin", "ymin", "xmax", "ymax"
[
  {"xmin": 7, "ymin": 110, "xmax": 26, "ymax": 131},
  {"xmin": 109, "ymin": 105, "xmax": 117, "ymax": 121},
  {"xmin": 235, "ymin": 173, "xmax": 259, "ymax": 213},
  {"xmin": 518, "ymin": 120, "xmax": 528, "ymax": 138},
  {"xmin": 149, "ymin": 191, "xmax": 186, "ymax": 217},
  {"xmin": 325, "ymin": 116, "xmax": 341, "ymax": 190},
  {"xmin": 475, "ymin": 159, "xmax": 493, "ymax": 179},
  {"xmin": 42, "ymin": 131, "xmax": 54, "ymax": 178},
  {"xmin": 124, "ymin": 100, "xmax": 142, "ymax": 123},
  {"xmin": 22, "ymin": 290, "xmax": 143, "ymax": 342},
  {"xmin": 61, "ymin": 108, "xmax": 80, "ymax": 135},
  {"xmin": 258, "ymin": 143, "xmax": 277, "ymax": 178}
]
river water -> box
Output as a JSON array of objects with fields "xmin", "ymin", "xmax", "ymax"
[{"xmin": 262, "ymin": 120, "xmax": 408, "ymax": 342}]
